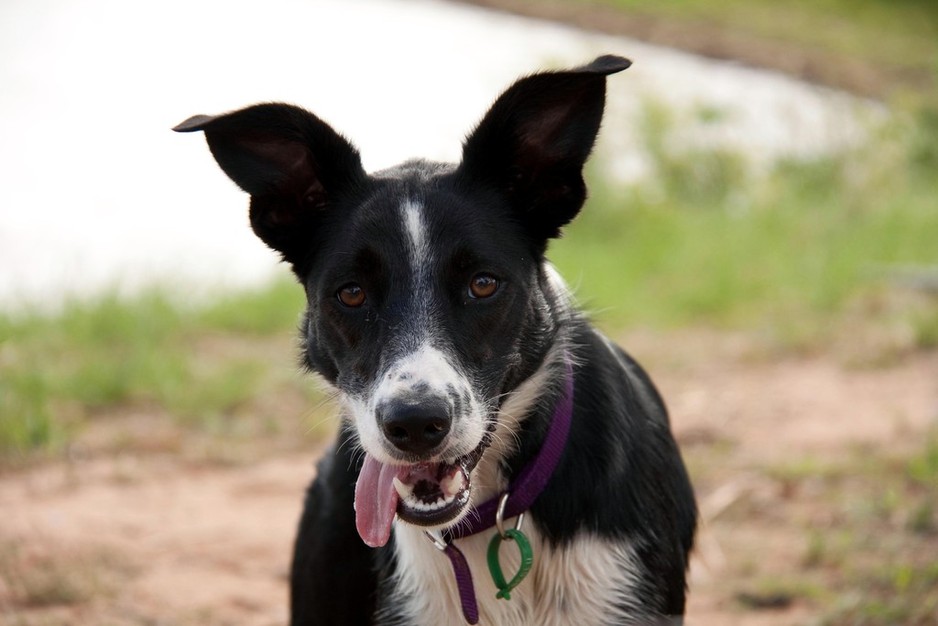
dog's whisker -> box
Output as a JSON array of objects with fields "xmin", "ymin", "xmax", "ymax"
[
  {"xmin": 342, "ymin": 443, "xmax": 366, "ymax": 474},
  {"xmin": 298, "ymin": 396, "xmax": 344, "ymax": 436}
]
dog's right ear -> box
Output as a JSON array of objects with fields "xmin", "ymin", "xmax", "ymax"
[
  {"xmin": 174, "ymin": 103, "xmax": 366, "ymax": 270},
  {"xmin": 456, "ymin": 55, "xmax": 630, "ymax": 244}
]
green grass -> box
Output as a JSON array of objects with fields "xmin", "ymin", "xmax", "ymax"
[
  {"xmin": 593, "ymin": 0, "xmax": 937, "ymax": 57},
  {"xmin": 550, "ymin": 102, "xmax": 938, "ymax": 348},
  {"xmin": 821, "ymin": 560, "xmax": 938, "ymax": 626},
  {"xmin": 559, "ymin": 0, "xmax": 938, "ymax": 96},
  {"xmin": 196, "ymin": 278, "xmax": 304, "ymax": 335},
  {"xmin": 907, "ymin": 437, "xmax": 938, "ymax": 488},
  {"xmin": 772, "ymin": 435, "xmax": 938, "ymax": 626},
  {"xmin": 0, "ymin": 280, "xmax": 312, "ymax": 463}
]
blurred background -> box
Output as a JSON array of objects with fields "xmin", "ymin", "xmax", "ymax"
[{"xmin": 1, "ymin": 0, "xmax": 936, "ymax": 624}]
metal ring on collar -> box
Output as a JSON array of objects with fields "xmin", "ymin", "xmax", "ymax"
[
  {"xmin": 495, "ymin": 492, "xmax": 525, "ymax": 539},
  {"xmin": 424, "ymin": 530, "xmax": 448, "ymax": 551}
]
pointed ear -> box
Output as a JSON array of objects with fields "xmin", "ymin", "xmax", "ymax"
[
  {"xmin": 174, "ymin": 103, "xmax": 366, "ymax": 269},
  {"xmin": 457, "ymin": 55, "xmax": 630, "ymax": 241}
]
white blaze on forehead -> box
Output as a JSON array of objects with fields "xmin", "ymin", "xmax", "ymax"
[
  {"xmin": 399, "ymin": 198, "xmax": 435, "ymax": 339},
  {"xmin": 402, "ymin": 199, "xmax": 431, "ymax": 272},
  {"xmin": 396, "ymin": 198, "xmax": 441, "ymax": 386}
]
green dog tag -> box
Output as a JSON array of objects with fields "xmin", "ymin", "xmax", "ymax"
[{"xmin": 486, "ymin": 528, "xmax": 534, "ymax": 601}]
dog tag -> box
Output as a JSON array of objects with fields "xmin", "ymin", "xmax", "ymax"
[{"xmin": 486, "ymin": 529, "xmax": 534, "ymax": 601}]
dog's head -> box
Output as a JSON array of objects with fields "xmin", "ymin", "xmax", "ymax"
[{"xmin": 175, "ymin": 55, "xmax": 629, "ymax": 546}]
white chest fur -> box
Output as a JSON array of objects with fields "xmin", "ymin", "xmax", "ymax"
[{"xmin": 390, "ymin": 521, "xmax": 643, "ymax": 626}]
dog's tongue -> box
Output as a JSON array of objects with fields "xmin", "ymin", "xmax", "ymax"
[{"xmin": 354, "ymin": 454, "xmax": 400, "ymax": 548}]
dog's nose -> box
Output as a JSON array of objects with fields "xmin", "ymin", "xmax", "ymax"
[{"xmin": 378, "ymin": 399, "xmax": 451, "ymax": 456}]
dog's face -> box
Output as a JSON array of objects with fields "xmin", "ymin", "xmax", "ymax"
[
  {"xmin": 307, "ymin": 173, "xmax": 549, "ymax": 545},
  {"xmin": 175, "ymin": 55, "xmax": 630, "ymax": 546}
]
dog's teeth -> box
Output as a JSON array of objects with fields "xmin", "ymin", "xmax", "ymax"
[
  {"xmin": 440, "ymin": 471, "xmax": 467, "ymax": 498},
  {"xmin": 405, "ymin": 494, "xmax": 455, "ymax": 513},
  {"xmin": 392, "ymin": 477, "xmax": 414, "ymax": 500}
]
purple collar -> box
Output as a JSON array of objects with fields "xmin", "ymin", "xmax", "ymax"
[{"xmin": 428, "ymin": 355, "xmax": 575, "ymax": 624}]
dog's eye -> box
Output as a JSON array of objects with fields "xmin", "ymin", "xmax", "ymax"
[
  {"xmin": 468, "ymin": 273, "xmax": 499, "ymax": 299},
  {"xmin": 337, "ymin": 283, "xmax": 366, "ymax": 308}
]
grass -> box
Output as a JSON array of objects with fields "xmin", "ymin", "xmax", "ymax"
[
  {"xmin": 0, "ymin": 280, "xmax": 324, "ymax": 465},
  {"xmin": 585, "ymin": 0, "xmax": 937, "ymax": 63},
  {"xmin": 757, "ymin": 434, "xmax": 938, "ymax": 626},
  {"xmin": 550, "ymin": 100, "xmax": 938, "ymax": 349},
  {"xmin": 907, "ymin": 437, "xmax": 938, "ymax": 489},
  {"xmin": 820, "ymin": 560, "xmax": 938, "ymax": 625},
  {"xmin": 684, "ymin": 433, "xmax": 938, "ymax": 625},
  {"xmin": 196, "ymin": 278, "xmax": 305, "ymax": 335},
  {"xmin": 530, "ymin": 0, "xmax": 938, "ymax": 97}
]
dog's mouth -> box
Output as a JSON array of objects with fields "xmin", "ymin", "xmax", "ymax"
[{"xmin": 354, "ymin": 439, "xmax": 488, "ymax": 548}]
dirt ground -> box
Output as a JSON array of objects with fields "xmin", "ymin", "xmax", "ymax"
[{"xmin": 1, "ymin": 330, "xmax": 936, "ymax": 625}]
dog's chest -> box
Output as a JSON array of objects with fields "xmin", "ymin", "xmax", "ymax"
[{"xmin": 387, "ymin": 522, "xmax": 642, "ymax": 626}]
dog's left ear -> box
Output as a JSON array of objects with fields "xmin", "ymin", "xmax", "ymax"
[{"xmin": 457, "ymin": 55, "xmax": 630, "ymax": 241}]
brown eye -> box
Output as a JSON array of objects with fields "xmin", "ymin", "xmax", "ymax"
[
  {"xmin": 469, "ymin": 273, "xmax": 499, "ymax": 299},
  {"xmin": 337, "ymin": 283, "xmax": 366, "ymax": 308}
]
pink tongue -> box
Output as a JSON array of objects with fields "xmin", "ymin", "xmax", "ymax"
[{"xmin": 354, "ymin": 454, "xmax": 400, "ymax": 548}]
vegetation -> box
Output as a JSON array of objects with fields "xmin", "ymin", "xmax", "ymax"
[
  {"xmin": 578, "ymin": 0, "xmax": 938, "ymax": 72},
  {"xmin": 0, "ymin": 281, "xmax": 330, "ymax": 464},
  {"xmin": 519, "ymin": 0, "xmax": 938, "ymax": 97},
  {"xmin": 553, "ymin": 100, "xmax": 938, "ymax": 350},
  {"xmin": 793, "ymin": 437, "xmax": 938, "ymax": 626}
]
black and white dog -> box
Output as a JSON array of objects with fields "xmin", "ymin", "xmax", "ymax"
[{"xmin": 176, "ymin": 55, "xmax": 696, "ymax": 626}]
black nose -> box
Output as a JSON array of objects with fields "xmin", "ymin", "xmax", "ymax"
[{"xmin": 378, "ymin": 399, "xmax": 451, "ymax": 456}]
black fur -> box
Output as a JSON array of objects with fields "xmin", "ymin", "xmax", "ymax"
[{"xmin": 176, "ymin": 55, "xmax": 696, "ymax": 625}]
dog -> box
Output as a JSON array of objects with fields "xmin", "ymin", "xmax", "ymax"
[{"xmin": 175, "ymin": 54, "xmax": 696, "ymax": 626}]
